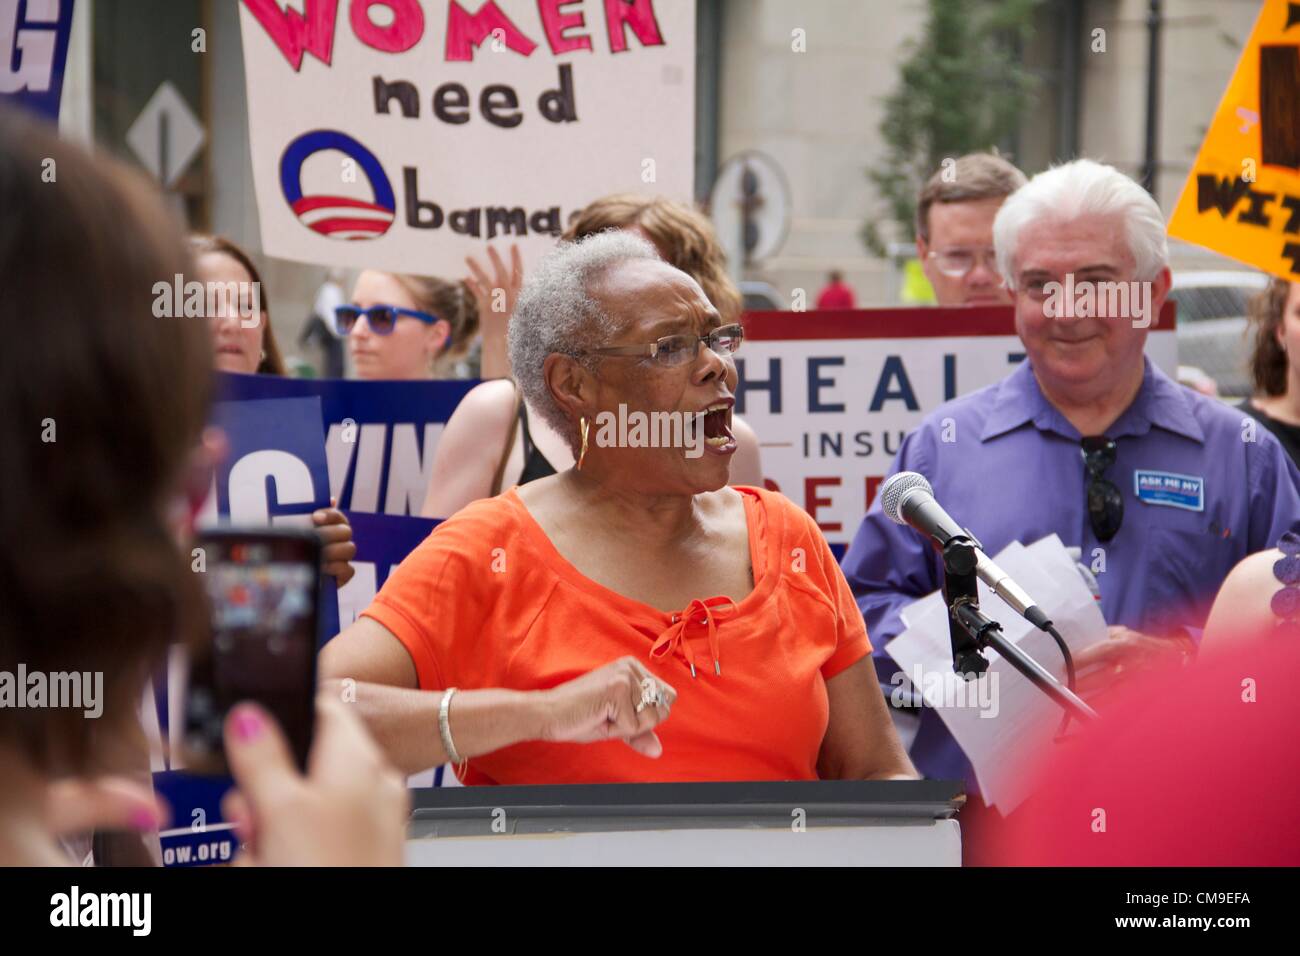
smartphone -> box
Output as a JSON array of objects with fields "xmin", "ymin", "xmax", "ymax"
[{"xmin": 181, "ymin": 527, "xmax": 321, "ymax": 776}]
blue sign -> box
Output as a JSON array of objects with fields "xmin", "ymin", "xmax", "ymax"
[
  {"xmin": 152, "ymin": 771, "xmax": 236, "ymax": 867},
  {"xmin": 156, "ymin": 396, "xmax": 338, "ymax": 867},
  {"xmin": 156, "ymin": 384, "xmax": 464, "ymax": 865},
  {"xmin": 217, "ymin": 372, "xmax": 477, "ymax": 518},
  {"xmin": 208, "ymin": 396, "xmax": 339, "ymax": 641},
  {"xmin": 2, "ymin": 0, "xmax": 76, "ymax": 120}
]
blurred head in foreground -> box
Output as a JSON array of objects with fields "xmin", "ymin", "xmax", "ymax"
[
  {"xmin": 989, "ymin": 633, "xmax": 1300, "ymax": 865},
  {"xmin": 0, "ymin": 107, "xmax": 213, "ymax": 780},
  {"xmin": 916, "ymin": 152, "xmax": 1026, "ymax": 307}
]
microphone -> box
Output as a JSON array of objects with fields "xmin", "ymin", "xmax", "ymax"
[{"xmin": 880, "ymin": 471, "xmax": 1052, "ymax": 632}]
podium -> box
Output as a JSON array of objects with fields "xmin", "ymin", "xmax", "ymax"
[{"xmin": 407, "ymin": 780, "xmax": 963, "ymax": 866}]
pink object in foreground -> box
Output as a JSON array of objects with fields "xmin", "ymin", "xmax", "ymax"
[{"xmin": 987, "ymin": 633, "xmax": 1300, "ymax": 865}]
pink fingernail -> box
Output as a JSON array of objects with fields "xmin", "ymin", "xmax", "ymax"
[
  {"xmin": 233, "ymin": 708, "xmax": 264, "ymax": 742},
  {"xmin": 130, "ymin": 807, "xmax": 158, "ymax": 831}
]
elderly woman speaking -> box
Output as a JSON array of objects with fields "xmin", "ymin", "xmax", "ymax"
[{"xmin": 320, "ymin": 232, "xmax": 915, "ymax": 784}]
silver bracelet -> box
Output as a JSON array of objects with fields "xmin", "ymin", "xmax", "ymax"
[{"xmin": 439, "ymin": 687, "xmax": 464, "ymax": 765}]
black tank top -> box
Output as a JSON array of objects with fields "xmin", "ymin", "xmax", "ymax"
[
  {"xmin": 518, "ymin": 399, "xmax": 558, "ymax": 485},
  {"xmin": 1239, "ymin": 399, "xmax": 1300, "ymax": 470}
]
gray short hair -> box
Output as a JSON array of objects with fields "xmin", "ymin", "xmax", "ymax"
[
  {"xmin": 993, "ymin": 158, "xmax": 1169, "ymax": 288},
  {"xmin": 508, "ymin": 230, "xmax": 660, "ymax": 440}
]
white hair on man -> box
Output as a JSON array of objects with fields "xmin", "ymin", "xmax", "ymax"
[
  {"xmin": 992, "ymin": 158, "xmax": 1169, "ymax": 289},
  {"xmin": 508, "ymin": 229, "xmax": 661, "ymax": 444}
]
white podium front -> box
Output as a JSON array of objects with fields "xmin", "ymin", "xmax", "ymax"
[{"xmin": 406, "ymin": 780, "xmax": 963, "ymax": 866}]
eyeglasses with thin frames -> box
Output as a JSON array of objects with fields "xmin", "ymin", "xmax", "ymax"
[
  {"xmin": 584, "ymin": 323, "xmax": 744, "ymax": 368},
  {"xmin": 926, "ymin": 247, "xmax": 1000, "ymax": 279}
]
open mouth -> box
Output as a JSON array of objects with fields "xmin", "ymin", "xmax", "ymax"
[{"xmin": 701, "ymin": 400, "xmax": 736, "ymax": 454}]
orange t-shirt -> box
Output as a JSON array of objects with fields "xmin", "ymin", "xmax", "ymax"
[{"xmin": 362, "ymin": 486, "xmax": 871, "ymax": 784}]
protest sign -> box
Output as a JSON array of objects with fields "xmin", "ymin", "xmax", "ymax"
[
  {"xmin": 238, "ymin": 0, "xmax": 695, "ymax": 276},
  {"xmin": 736, "ymin": 305, "xmax": 1179, "ymax": 556},
  {"xmin": 156, "ymin": 393, "xmax": 449, "ymax": 866},
  {"xmin": 204, "ymin": 396, "xmax": 333, "ymax": 526},
  {"xmin": 202, "ymin": 395, "xmax": 339, "ymax": 639},
  {"xmin": 1, "ymin": 0, "xmax": 76, "ymax": 120},
  {"xmin": 1168, "ymin": 0, "xmax": 1300, "ymax": 278},
  {"xmin": 218, "ymin": 371, "xmax": 476, "ymax": 517},
  {"xmin": 153, "ymin": 395, "xmax": 339, "ymax": 869}
]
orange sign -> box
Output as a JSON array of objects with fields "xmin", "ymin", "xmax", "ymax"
[{"xmin": 1168, "ymin": 0, "xmax": 1300, "ymax": 279}]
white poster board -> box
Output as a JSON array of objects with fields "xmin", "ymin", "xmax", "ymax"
[
  {"xmin": 738, "ymin": 306, "xmax": 1179, "ymax": 552},
  {"xmin": 239, "ymin": 0, "xmax": 695, "ymax": 274}
]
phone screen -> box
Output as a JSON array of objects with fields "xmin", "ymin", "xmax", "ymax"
[{"xmin": 182, "ymin": 529, "xmax": 321, "ymax": 775}]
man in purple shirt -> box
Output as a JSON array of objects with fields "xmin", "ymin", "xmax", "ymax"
[{"xmin": 842, "ymin": 159, "xmax": 1300, "ymax": 787}]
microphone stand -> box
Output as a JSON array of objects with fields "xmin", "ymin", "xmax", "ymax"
[{"xmin": 940, "ymin": 535, "xmax": 1098, "ymax": 725}]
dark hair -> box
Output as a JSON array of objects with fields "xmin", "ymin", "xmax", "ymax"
[
  {"xmin": 916, "ymin": 152, "xmax": 1028, "ymax": 243},
  {"xmin": 1248, "ymin": 277, "xmax": 1294, "ymax": 397},
  {"xmin": 562, "ymin": 194, "xmax": 744, "ymax": 322},
  {"xmin": 390, "ymin": 274, "xmax": 480, "ymax": 373},
  {"xmin": 0, "ymin": 107, "xmax": 213, "ymax": 774},
  {"xmin": 189, "ymin": 233, "xmax": 287, "ymax": 376}
]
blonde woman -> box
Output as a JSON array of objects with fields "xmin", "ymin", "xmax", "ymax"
[{"xmin": 341, "ymin": 270, "xmax": 480, "ymax": 380}]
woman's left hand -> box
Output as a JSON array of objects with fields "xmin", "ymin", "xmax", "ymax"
[{"xmin": 314, "ymin": 499, "xmax": 356, "ymax": 586}]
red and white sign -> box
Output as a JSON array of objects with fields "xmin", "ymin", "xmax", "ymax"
[
  {"xmin": 239, "ymin": 0, "xmax": 695, "ymax": 275},
  {"xmin": 737, "ymin": 305, "xmax": 1178, "ymax": 553}
]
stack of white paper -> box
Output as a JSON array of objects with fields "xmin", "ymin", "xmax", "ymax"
[{"xmin": 884, "ymin": 535, "xmax": 1107, "ymax": 814}]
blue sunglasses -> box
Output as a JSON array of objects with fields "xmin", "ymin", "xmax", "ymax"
[{"xmin": 334, "ymin": 304, "xmax": 439, "ymax": 336}]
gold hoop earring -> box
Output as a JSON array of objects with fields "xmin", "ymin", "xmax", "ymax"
[{"xmin": 577, "ymin": 417, "xmax": 590, "ymax": 470}]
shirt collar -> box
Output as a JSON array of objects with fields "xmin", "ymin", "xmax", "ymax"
[
  {"xmin": 980, "ymin": 356, "xmax": 1206, "ymax": 444},
  {"xmin": 979, "ymin": 360, "xmax": 1061, "ymax": 441}
]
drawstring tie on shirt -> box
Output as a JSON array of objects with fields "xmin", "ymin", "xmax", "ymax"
[{"xmin": 650, "ymin": 596, "xmax": 736, "ymax": 678}]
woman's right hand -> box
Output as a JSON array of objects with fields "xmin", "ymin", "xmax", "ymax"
[
  {"xmin": 537, "ymin": 657, "xmax": 677, "ymax": 757},
  {"xmin": 465, "ymin": 244, "xmax": 523, "ymax": 380},
  {"xmin": 221, "ymin": 696, "xmax": 409, "ymax": 866},
  {"xmin": 465, "ymin": 243, "xmax": 524, "ymax": 329}
]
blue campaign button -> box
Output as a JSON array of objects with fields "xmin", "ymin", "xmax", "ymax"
[{"xmin": 1133, "ymin": 469, "xmax": 1205, "ymax": 512}]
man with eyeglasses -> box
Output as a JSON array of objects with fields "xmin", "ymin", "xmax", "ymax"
[
  {"xmin": 916, "ymin": 152, "xmax": 1027, "ymax": 306},
  {"xmin": 843, "ymin": 159, "xmax": 1300, "ymax": 820}
]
